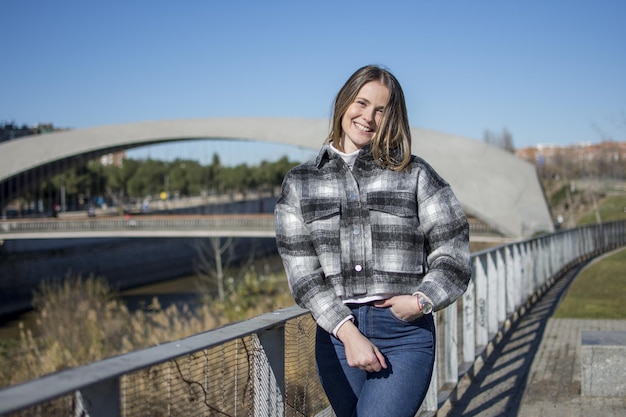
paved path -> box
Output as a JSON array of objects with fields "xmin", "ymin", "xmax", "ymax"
[
  {"xmin": 444, "ymin": 257, "xmax": 626, "ymax": 417},
  {"xmin": 517, "ymin": 318, "xmax": 626, "ymax": 417}
]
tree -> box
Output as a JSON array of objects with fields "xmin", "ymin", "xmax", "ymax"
[
  {"xmin": 483, "ymin": 128, "xmax": 515, "ymax": 153},
  {"xmin": 127, "ymin": 159, "xmax": 168, "ymax": 198},
  {"xmin": 218, "ymin": 164, "xmax": 253, "ymax": 198},
  {"xmin": 7, "ymin": 147, "xmax": 303, "ymax": 216},
  {"xmin": 101, "ymin": 158, "xmax": 140, "ymax": 208},
  {"xmin": 272, "ymin": 156, "xmax": 298, "ymax": 193},
  {"xmin": 168, "ymin": 159, "xmax": 204, "ymax": 197},
  {"xmin": 47, "ymin": 165, "xmax": 95, "ymax": 210},
  {"xmin": 194, "ymin": 237, "xmax": 232, "ymax": 301},
  {"xmin": 193, "ymin": 237, "xmax": 256, "ymax": 302}
]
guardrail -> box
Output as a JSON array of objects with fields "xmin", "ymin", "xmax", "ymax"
[
  {"xmin": 1, "ymin": 220, "xmax": 624, "ymax": 417},
  {"xmin": 0, "ymin": 215, "xmax": 278, "ymax": 239},
  {"xmin": 0, "ymin": 214, "xmax": 502, "ymax": 240}
]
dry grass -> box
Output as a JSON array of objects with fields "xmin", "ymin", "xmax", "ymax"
[{"xmin": 0, "ymin": 269, "xmax": 294, "ymax": 389}]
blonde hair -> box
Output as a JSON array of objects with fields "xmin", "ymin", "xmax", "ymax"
[{"xmin": 325, "ymin": 65, "xmax": 412, "ymax": 171}]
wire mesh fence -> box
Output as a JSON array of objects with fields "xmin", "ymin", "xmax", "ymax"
[{"xmin": 3, "ymin": 312, "xmax": 331, "ymax": 417}]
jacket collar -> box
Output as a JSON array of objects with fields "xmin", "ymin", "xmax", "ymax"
[{"xmin": 315, "ymin": 143, "xmax": 375, "ymax": 169}]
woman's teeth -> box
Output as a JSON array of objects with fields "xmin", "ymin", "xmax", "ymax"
[{"xmin": 355, "ymin": 122, "xmax": 372, "ymax": 132}]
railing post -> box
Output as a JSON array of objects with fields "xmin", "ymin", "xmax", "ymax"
[
  {"xmin": 255, "ymin": 325, "xmax": 285, "ymax": 416},
  {"xmin": 542, "ymin": 238, "xmax": 551, "ymax": 285},
  {"xmin": 504, "ymin": 246, "xmax": 516, "ymax": 316},
  {"xmin": 443, "ymin": 304, "xmax": 458, "ymax": 385},
  {"xmin": 76, "ymin": 377, "xmax": 120, "ymax": 417},
  {"xmin": 421, "ymin": 312, "xmax": 438, "ymax": 414},
  {"xmin": 531, "ymin": 240, "xmax": 541, "ymax": 292},
  {"xmin": 520, "ymin": 242, "xmax": 535, "ymax": 300},
  {"xmin": 462, "ymin": 280, "xmax": 476, "ymax": 365},
  {"xmin": 495, "ymin": 249, "xmax": 506, "ymax": 325},
  {"xmin": 539, "ymin": 238, "xmax": 547, "ymax": 285},
  {"xmin": 486, "ymin": 251, "xmax": 498, "ymax": 336},
  {"xmin": 512, "ymin": 244, "xmax": 523, "ymax": 310},
  {"xmin": 548, "ymin": 236, "xmax": 557, "ymax": 278},
  {"xmin": 474, "ymin": 255, "xmax": 489, "ymax": 349}
]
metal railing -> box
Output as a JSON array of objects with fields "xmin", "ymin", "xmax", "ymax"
[
  {"xmin": 0, "ymin": 214, "xmax": 502, "ymax": 240},
  {"xmin": 0, "ymin": 215, "xmax": 278, "ymax": 239},
  {"xmin": 1, "ymin": 220, "xmax": 624, "ymax": 417}
]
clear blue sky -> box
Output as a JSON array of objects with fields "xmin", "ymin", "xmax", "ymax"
[{"xmin": 2, "ymin": 0, "xmax": 625, "ymax": 165}]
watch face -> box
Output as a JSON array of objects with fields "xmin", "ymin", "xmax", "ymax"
[
  {"xmin": 418, "ymin": 295, "xmax": 433, "ymax": 314},
  {"xmin": 422, "ymin": 303, "xmax": 433, "ymax": 314}
]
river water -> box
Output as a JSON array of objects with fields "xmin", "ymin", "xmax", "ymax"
[{"xmin": 0, "ymin": 240, "xmax": 491, "ymax": 341}]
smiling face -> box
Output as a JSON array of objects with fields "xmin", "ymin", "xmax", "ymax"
[{"xmin": 339, "ymin": 80, "xmax": 390, "ymax": 154}]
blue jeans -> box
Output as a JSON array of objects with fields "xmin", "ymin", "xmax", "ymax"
[{"xmin": 315, "ymin": 304, "xmax": 436, "ymax": 417}]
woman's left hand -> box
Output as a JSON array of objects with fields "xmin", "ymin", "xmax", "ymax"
[{"xmin": 375, "ymin": 295, "xmax": 422, "ymax": 321}]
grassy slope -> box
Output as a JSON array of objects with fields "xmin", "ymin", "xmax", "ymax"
[
  {"xmin": 553, "ymin": 248, "xmax": 626, "ymax": 319},
  {"xmin": 553, "ymin": 193, "xmax": 626, "ymax": 318},
  {"xmin": 576, "ymin": 194, "xmax": 626, "ymax": 225}
]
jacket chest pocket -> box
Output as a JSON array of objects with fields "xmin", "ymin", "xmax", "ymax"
[
  {"xmin": 366, "ymin": 191, "xmax": 425, "ymax": 274},
  {"xmin": 301, "ymin": 198, "xmax": 341, "ymax": 250}
]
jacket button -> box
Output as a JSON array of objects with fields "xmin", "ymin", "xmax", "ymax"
[
  {"xmin": 353, "ymin": 228, "xmax": 360, "ymax": 235},
  {"xmin": 354, "ymin": 264, "xmax": 362, "ymax": 272}
]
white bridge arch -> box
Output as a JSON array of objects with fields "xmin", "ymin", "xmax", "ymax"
[{"xmin": 0, "ymin": 117, "xmax": 553, "ymax": 238}]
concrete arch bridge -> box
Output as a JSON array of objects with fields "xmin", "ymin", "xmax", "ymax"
[{"xmin": 0, "ymin": 118, "xmax": 554, "ymax": 239}]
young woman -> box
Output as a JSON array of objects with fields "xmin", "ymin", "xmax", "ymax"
[{"xmin": 275, "ymin": 65, "xmax": 471, "ymax": 417}]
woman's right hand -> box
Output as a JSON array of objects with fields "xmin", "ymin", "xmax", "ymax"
[{"xmin": 336, "ymin": 320, "xmax": 387, "ymax": 372}]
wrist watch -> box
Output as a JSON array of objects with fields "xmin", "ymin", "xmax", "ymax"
[{"xmin": 417, "ymin": 293, "xmax": 433, "ymax": 315}]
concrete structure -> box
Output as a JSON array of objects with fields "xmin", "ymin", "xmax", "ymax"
[
  {"xmin": 581, "ymin": 330, "xmax": 626, "ymax": 397},
  {"xmin": 0, "ymin": 118, "xmax": 554, "ymax": 238}
]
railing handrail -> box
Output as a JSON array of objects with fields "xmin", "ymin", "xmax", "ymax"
[
  {"xmin": 0, "ymin": 220, "xmax": 624, "ymax": 416},
  {"xmin": 0, "ymin": 306, "xmax": 309, "ymax": 414},
  {"xmin": 0, "ymin": 214, "xmax": 503, "ymax": 240}
]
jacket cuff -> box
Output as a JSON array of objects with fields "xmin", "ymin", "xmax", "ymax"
[{"xmin": 332, "ymin": 315, "xmax": 354, "ymax": 337}]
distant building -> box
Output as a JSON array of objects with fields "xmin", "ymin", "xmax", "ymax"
[
  {"xmin": 100, "ymin": 151, "xmax": 126, "ymax": 167},
  {"xmin": 516, "ymin": 141, "xmax": 626, "ymax": 178},
  {"xmin": 517, "ymin": 141, "xmax": 626, "ymax": 163}
]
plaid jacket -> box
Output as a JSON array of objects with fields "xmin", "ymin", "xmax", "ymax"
[{"xmin": 275, "ymin": 144, "xmax": 471, "ymax": 334}]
